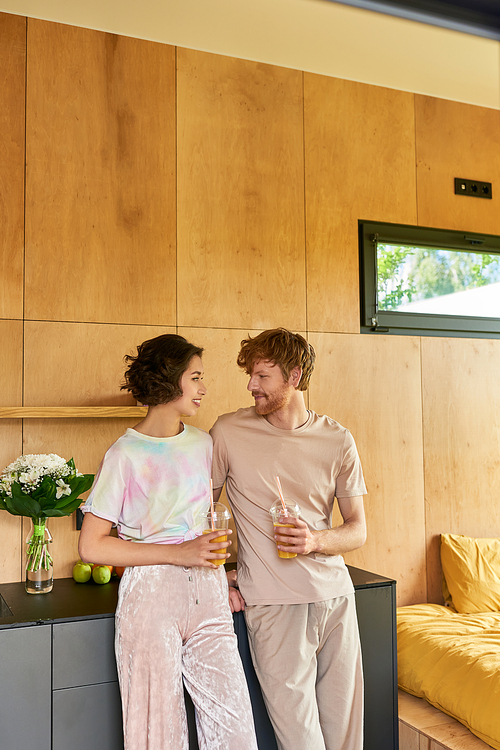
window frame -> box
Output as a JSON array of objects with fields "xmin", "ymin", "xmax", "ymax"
[{"xmin": 359, "ymin": 221, "xmax": 500, "ymax": 338}]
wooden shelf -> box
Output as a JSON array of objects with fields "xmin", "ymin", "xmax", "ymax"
[{"xmin": 0, "ymin": 407, "xmax": 148, "ymax": 419}]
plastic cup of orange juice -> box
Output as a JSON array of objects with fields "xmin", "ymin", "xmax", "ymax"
[
  {"xmin": 269, "ymin": 499, "xmax": 301, "ymax": 559},
  {"xmin": 201, "ymin": 502, "xmax": 231, "ymax": 566}
]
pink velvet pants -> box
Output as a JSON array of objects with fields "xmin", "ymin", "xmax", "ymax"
[{"xmin": 115, "ymin": 564, "xmax": 258, "ymax": 750}]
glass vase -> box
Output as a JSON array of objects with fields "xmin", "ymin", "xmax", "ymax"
[{"xmin": 26, "ymin": 516, "xmax": 53, "ymax": 594}]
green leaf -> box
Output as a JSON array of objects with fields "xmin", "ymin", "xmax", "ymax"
[
  {"xmin": 45, "ymin": 497, "xmax": 82, "ymax": 516},
  {"xmin": 32, "ymin": 475, "xmax": 56, "ymax": 499},
  {"xmin": 3, "ymin": 500, "xmax": 21, "ymax": 516},
  {"xmin": 32, "ymin": 476, "xmax": 58, "ymax": 510},
  {"xmin": 66, "ymin": 457, "xmax": 76, "ymax": 472},
  {"xmin": 54, "ymin": 488, "xmax": 88, "ymax": 510},
  {"xmin": 71, "ymin": 474, "xmax": 94, "ymax": 493},
  {"xmin": 7, "ymin": 484, "xmax": 41, "ymax": 517}
]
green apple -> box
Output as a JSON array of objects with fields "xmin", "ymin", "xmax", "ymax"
[
  {"xmin": 92, "ymin": 564, "xmax": 112, "ymax": 585},
  {"xmin": 73, "ymin": 560, "xmax": 92, "ymax": 583}
]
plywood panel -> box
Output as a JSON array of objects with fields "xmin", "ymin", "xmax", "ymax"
[
  {"xmin": 25, "ymin": 20, "xmax": 176, "ymax": 325},
  {"xmin": 304, "ymin": 75, "xmax": 418, "ymax": 333},
  {"xmin": 0, "ymin": 13, "xmax": 25, "ymax": 320},
  {"xmin": 309, "ymin": 332, "xmax": 425, "ymax": 605},
  {"xmin": 399, "ymin": 722, "xmax": 422, "ymax": 750},
  {"xmin": 0, "ymin": 320, "xmax": 23, "ymax": 406},
  {"xmin": 177, "ymin": 49, "xmax": 306, "ymax": 331},
  {"xmin": 422, "ymin": 337, "xmax": 500, "ymax": 603},
  {"xmin": 416, "ymin": 96, "xmax": 500, "ymax": 235},
  {"xmin": 22, "ymin": 418, "xmax": 140, "ymax": 578},
  {"xmin": 24, "ymin": 321, "xmax": 175, "ymax": 406},
  {"xmin": 399, "ymin": 692, "xmax": 492, "ymax": 750},
  {"xmin": 0, "ymin": 320, "xmax": 23, "ymax": 582},
  {"xmin": 399, "ymin": 691, "xmax": 455, "ymax": 731}
]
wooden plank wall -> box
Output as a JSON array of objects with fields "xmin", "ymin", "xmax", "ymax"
[{"xmin": 1, "ymin": 12, "xmax": 500, "ymax": 604}]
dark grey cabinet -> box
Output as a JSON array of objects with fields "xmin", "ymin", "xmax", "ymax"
[
  {"xmin": 53, "ymin": 617, "xmax": 119, "ymax": 687},
  {"xmin": 0, "ymin": 624, "xmax": 52, "ymax": 749},
  {"xmin": 52, "ymin": 618, "xmax": 123, "ymax": 750},
  {"xmin": 0, "ymin": 612, "xmax": 123, "ymax": 750},
  {"xmin": 53, "ymin": 681, "xmax": 123, "ymax": 750},
  {"xmin": 350, "ymin": 567, "xmax": 399, "ymax": 750}
]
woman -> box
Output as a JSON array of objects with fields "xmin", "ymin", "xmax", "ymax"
[{"xmin": 79, "ymin": 334, "xmax": 258, "ymax": 750}]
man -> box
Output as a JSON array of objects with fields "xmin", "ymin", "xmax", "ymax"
[{"xmin": 210, "ymin": 328, "xmax": 367, "ymax": 750}]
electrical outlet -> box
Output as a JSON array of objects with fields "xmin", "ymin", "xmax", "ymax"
[
  {"xmin": 76, "ymin": 508, "xmax": 84, "ymax": 530},
  {"xmin": 454, "ymin": 178, "xmax": 492, "ymax": 199}
]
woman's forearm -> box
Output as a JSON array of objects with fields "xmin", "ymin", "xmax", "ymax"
[{"xmin": 78, "ymin": 512, "xmax": 231, "ymax": 569}]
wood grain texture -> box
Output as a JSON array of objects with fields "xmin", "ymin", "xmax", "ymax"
[
  {"xmin": 24, "ymin": 321, "xmax": 175, "ymax": 407},
  {"xmin": 399, "ymin": 691, "xmax": 457, "ymax": 730},
  {"xmin": 399, "ymin": 722, "xmax": 423, "ymax": 750},
  {"xmin": 25, "ymin": 20, "xmax": 176, "ymax": 325},
  {"xmin": 399, "ymin": 692, "xmax": 493, "ymax": 749},
  {"xmin": 0, "ymin": 511, "xmax": 22, "ymax": 584},
  {"xmin": 0, "ymin": 320, "xmax": 23, "ymax": 407},
  {"xmin": 0, "ymin": 320, "xmax": 23, "ymax": 582},
  {"xmin": 304, "ymin": 75, "xmax": 418, "ymax": 333},
  {"xmin": 399, "ymin": 695, "xmax": 491, "ymax": 750},
  {"xmin": 177, "ymin": 49, "xmax": 306, "ymax": 331},
  {"xmin": 416, "ymin": 96, "xmax": 500, "ymax": 234},
  {"xmin": 309, "ymin": 332, "xmax": 426, "ymax": 605},
  {"xmin": 0, "ymin": 13, "xmax": 25, "ymax": 320},
  {"xmin": 0, "ymin": 407, "xmax": 147, "ymax": 419},
  {"xmin": 421, "ymin": 337, "xmax": 500, "ymax": 603}
]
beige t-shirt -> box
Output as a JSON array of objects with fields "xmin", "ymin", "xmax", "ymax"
[{"xmin": 210, "ymin": 407, "xmax": 367, "ymax": 605}]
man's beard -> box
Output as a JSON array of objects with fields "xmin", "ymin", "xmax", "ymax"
[{"xmin": 254, "ymin": 382, "xmax": 290, "ymax": 416}]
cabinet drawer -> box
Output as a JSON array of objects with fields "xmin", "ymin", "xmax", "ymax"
[
  {"xmin": 53, "ymin": 617, "xmax": 118, "ymax": 689},
  {"xmin": 0, "ymin": 624, "xmax": 52, "ymax": 750},
  {"xmin": 53, "ymin": 682, "xmax": 123, "ymax": 750}
]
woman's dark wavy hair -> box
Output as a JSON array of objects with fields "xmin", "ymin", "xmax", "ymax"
[{"xmin": 120, "ymin": 334, "xmax": 203, "ymax": 406}]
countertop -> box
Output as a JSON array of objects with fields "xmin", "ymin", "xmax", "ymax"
[
  {"xmin": 0, "ymin": 577, "xmax": 120, "ymax": 629},
  {"xmin": 0, "ymin": 565, "xmax": 395, "ymax": 630}
]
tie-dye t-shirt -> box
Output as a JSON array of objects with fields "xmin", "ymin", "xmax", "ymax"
[{"xmin": 81, "ymin": 426, "xmax": 213, "ymax": 544}]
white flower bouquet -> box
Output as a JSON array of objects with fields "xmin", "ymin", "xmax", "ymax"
[
  {"xmin": 0, "ymin": 454, "xmax": 94, "ymax": 592},
  {"xmin": 0, "ymin": 453, "xmax": 93, "ymax": 519}
]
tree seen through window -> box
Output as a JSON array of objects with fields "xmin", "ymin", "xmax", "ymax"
[{"xmin": 377, "ymin": 244, "xmax": 500, "ymax": 316}]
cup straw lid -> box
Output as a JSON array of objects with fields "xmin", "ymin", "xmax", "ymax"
[
  {"xmin": 209, "ymin": 479, "xmax": 215, "ymax": 530},
  {"xmin": 275, "ymin": 476, "xmax": 288, "ymax": 514},
  {"xmin": 201, "ymin": 501, "xmax": 231, "ymax": 520}
]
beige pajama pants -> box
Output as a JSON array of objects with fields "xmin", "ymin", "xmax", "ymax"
[
  {"xmin": 244, "ymin": 594, "xmax": 363, "ymax": 750},
  {"xmin": 115, "ymin": 564, "xmax": 258, "ymax": 750}
]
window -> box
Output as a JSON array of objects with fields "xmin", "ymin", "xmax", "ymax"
[
  {"xmin": 332, "ymin": 1, "xmax": 500, "ymax": 40},
  {"xmin": 359, "ymin": 221, "xmax": 500, "ymax": 337}
]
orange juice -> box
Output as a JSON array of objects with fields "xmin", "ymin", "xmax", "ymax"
[
  {"xmin": 273, "ymin": 522, "xmax": 297, "ymax": 559},
  {"xmin": 203, "ymin": 529, "xmax": 227, "ymax": 565}
]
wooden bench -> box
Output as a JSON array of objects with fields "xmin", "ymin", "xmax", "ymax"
[{"xmin": 398, "ymin": 690, "xmax": 493, "ymax": 750}]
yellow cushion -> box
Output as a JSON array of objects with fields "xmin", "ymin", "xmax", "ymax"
[{"xmin": 441, "ymin": 533, "xmax": 500, "ymax": 614}]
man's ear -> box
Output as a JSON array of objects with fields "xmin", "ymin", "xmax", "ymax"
[{"xmin": 289, "ymin": 366, "xmax": 302, "ymax": 388}]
